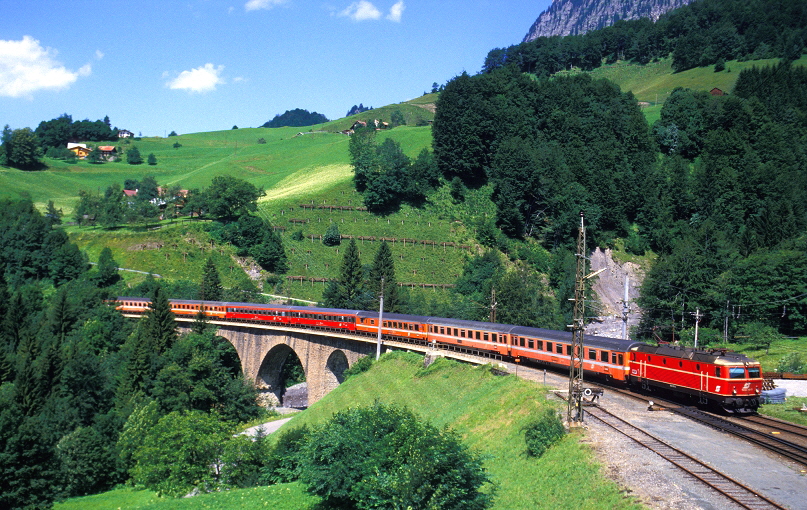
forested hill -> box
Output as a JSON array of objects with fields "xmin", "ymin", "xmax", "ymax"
[
  {"xmin": 261, "ymin": 108, "xmax": 329, "ymax": 128},
  {"xmin": 523, "ymin": 0, "xmax": 692, "ymax": 40},
  {"xmin": 489, "ymin": 0, "xmax": 807, "ymax": 76}
]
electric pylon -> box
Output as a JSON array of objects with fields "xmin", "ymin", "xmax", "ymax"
[{"xmin": 568, "ymin": 212, "xmax": 586, "ymax": 425}]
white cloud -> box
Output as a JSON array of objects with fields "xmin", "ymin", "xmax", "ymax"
[
  {"xmin": 340, "ymin": 1, "xmax": 382, "ymax": 21},
  {"xmin": 387, "ymin": 0, "xmax": 404, "ymax": 22},
  {"xmin": 245, "ymin": 0, "xmax": 286, "ymax": 11},
  {"xmin": 0, "ymin": 36, "xmax": 89, "ymax": 98},
  {"xmin": 95, "ymin": 49, "xmax": 104, "ymax": 60},
  {"xmin": 167, "ymin": 63, "xmax": 225, "ymax": 93}
]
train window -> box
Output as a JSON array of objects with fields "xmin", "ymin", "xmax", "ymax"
[
  {"xmin": 454, "ymin": 328, "xmax": 458, "ymax": 337},
  {"xmin": 546, "ymin": 342, "xmax": 552, "ymax": 352},
  {"xmin": 528, "ymin": 339, "xmax": 534, "ymax": 349},
  {"xmin": 715, "ymin": 367, "xmax": 721, "ymax": 377},
  {"xmin": 440, "ymin": 327, "xmax": 445, "ymax": 335},
  {"xmin": 556, "ymin": 344, "xmax": 563, "ymax": 354},
  {"xmin": 729, "ymin": 367, "xmax": 745, "ymax": 379},
  {"xmin": 618, "ymin": 354, "xmax": 624, "ymax": 365},
  {"xmin": 566, "ymin": 345, "xmax": 572, "ymax": 356},
  {"xmin": 460, "ymin": 330, "xmax": 466, "ymax": 338},
  {"xmin": 601, "ymin": 351, "xmax": 609, "ymax": 362},
  {"xmin": 696, "ymin": 363, "xmax": 700, "ymax": 371},
  {"xmin": 611, "ymin": 353, "xmax": 617, "ymax": 364},
  {"xmin": 748, "ymin": 367, "xmax": 760, "ymax": 378},
  {"xmin": 679, "ymin": 361, "xmax": 683, "ymax": 368},
  {"xmin": 535, "ymin": 340, "xmax": 542, "ymax": 350},
  {"xmin": 483, "ymin": 332, "xmax": 488, "ymax": 341},
  {"xmin": 588, "ymin": 349, "xmax": 596, "ymax": 360},
  {"xmin": 662, "ymin": 359, "xmax": 666, "ymax": 365},
  {"xmin": 521, "ymin": 338, "xmax": 526, "ymax": 347},
  {"xmin": 476, "ymin": 331, "xmax": 481, "ymax": 340},
  {"xmin": 647, "ymin": 356, "xmax": 652, "ymax": 362}
]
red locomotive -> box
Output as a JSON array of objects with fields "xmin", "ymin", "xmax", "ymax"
[{"xmin": 115, "ymin": 297, "xmax": 763, "ymax": 412}]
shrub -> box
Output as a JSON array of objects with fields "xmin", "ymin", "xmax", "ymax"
[
  {"xmin": 523, "ymin": 408, "xmax": 565, "ymax": 457},
  {"xmin": 343, "ymin": 355, "xmax": 374, "ymax": 379},
  {"xmin": 291, "ymin": 229, "xmax": 304, "ymax": 241},
  {"xmin": 777, "ymin": 352, "xmax": 804, "ymax": 374},
  {"xmin": 257, "ymin": 138, "xmax": 267, "ymax": 144},
  {"xmin": 259, "ymin": 425, "xmax": 312, "ymax": 484},
  {"xmin": 299, "ymin": 402, "xmax": 492, "ymax": 509},
  {"xmin": 322, "ymin": 223, "xmax": 341, "ymax": 246}
]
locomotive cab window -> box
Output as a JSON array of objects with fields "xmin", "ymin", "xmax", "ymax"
[
  {"xmin": 729, "ymin": 367, "xmax": 746, "ymax": 379},
  {"xmin": 748, "ymin": 367, "xmax": 761, "ymax": 378}
]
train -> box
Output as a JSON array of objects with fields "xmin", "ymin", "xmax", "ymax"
[{"xmin": 115, "ymin": 297, "xmax": 764, "ymax": 413}]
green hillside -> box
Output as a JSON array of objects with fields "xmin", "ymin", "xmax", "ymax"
[{"xmin": 56, "ymin": 353, "xmax": 640, "ymax": 510}]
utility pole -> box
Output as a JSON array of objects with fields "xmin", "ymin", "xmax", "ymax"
[
  {"xmin": 376, "ymin": 277, "xmax": 384, "ymax": 360},
  {"xmin": 621, "ymin": 275, "xmax": 630, "ymax": 340},
  {"xmin": 693, "ymin": 308, "xmax": 702, "ymax": 349},
  {"xmin": 724, "ymin": 300, "xmax": 729, "ymax": 345},
  {"xmin": 568, "ymin": 213, "xmax": 586, "ymax": 426},
  {"xmin": 490, "ymin": 288, "xmax": 497, "ymax": 323}
]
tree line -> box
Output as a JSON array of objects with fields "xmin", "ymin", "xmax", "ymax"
[
  {"xmin": 390, "ymin": 59, "xmax": 806, "ymax": 339},
  {"xmin": 484, "ymin": 0, "xmax": 807, "ymax": 76}
]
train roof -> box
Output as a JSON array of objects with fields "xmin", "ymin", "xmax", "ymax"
[
  {"xmin": 510, "ymin": 325, "xmax": 646, "ymax": 351},
  {"xmin": 634, "ymin": 344, "xmax": 759, "ymax": 365},
  {"xmin": 118, "ymin": 297, "xmax": 362, "ymax": 316}
]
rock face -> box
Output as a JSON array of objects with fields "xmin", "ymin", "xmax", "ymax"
[
  {"xmin": 523, "ymin": 0, "xmax": 692, "ymax": 41},
  {"xmin": 584, "ymin": 248, "xmax": 644, "ymax": 339}
]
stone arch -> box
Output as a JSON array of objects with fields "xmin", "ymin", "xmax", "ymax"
[
  {"xmin": 323, "ymin": 350, "xmax": 350, "ymax": 393},
  {"xmin": 255, "ymin": 344, "xmax": 306, "ymax": 407}
]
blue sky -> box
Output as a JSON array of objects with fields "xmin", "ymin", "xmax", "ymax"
[{"xmin": 0, "ymin": 1, "xmax": 550, "ymax": 137}]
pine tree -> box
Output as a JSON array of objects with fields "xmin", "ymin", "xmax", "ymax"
[
  {"xmin": 199, "ymin": 257, "xmax": 223, "ymax": 301},
  {"xmin": 368, "ymin": 241, "xmax": 400, "ymax": 313},
  {"xmin": 96, "ymin": 247, "xmax": 119, "ymax": 287},
  {"xmin": 323, "ymin": 239, "xmax": 369, "ymax": 309},
  {"xmin": 144, "ymin": 286, "xmax": 176, "ymax": 355}
]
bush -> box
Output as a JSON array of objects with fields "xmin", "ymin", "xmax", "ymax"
[
  {"xmin": 343, "ymin": 355, "xmax": 374, "ymax": 379},
  {"xmin": 299, "ymin": 402, "xmax": 492, "ymax": 509},
  {"xmin": 291, "ymin": 229, "xmax": 304, "ymax": 241},
  {"xmin": 259, "ymin": 425, "xmax": 311, "ymax": 484},
  {"xmin": 322, "ymin": 223, "xmax": 341, "ymax": 246},
  {"xmin": 777, "ymin": 352, "xmax": 804, "ymax": 374},
  {"xmin": 523, "ymin": 408, "xmax": 565, "ymax": 457}
]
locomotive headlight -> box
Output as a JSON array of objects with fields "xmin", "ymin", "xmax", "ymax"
[{"xmin": 732, "ymin": 388, "xmax": 737, "ymax": 395}]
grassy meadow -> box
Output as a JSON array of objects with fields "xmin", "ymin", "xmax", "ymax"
[{"xmin": 56, "ymin": 353, "xmax": 641, "ymax": 510}]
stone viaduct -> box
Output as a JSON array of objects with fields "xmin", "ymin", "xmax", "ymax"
[{"xmin": 174, "ymin": 319, "xmax": 390, "ymax": 406}]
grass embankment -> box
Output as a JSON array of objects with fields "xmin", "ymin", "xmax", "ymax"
[{"xmin": 57, "ymin": 353, "xmax": 640, "ymax": 510}]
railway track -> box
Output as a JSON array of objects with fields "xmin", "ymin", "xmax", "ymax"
[
  {"xmin": 586, "ymin": 405, "xmax": 787, "ymax": 510},
  {"xmin": 591, "ymin": 384, "xmax": 807, "ymax": 467}
]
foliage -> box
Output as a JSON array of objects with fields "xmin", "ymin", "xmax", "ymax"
[
  {"xmin": 343, "ymin": 355, "xmax": 374, "ymax": 379},
  {"xmin": 776, "ymin": 352, "xmax": 803, "ymax": 374},
  {"xmin": 367, "ymin": 241, "xmax": 401, "ymax": 313},
  {"xmin": 299, "ymin": 401, "xmax": 492, "ymax": 509},
  {"xmin": 260, "ymin": 425, "xmax": 312, "ymax": 484},
  {"xmin": 322, "ymin": 223, "xmax": 341, "ymax": 246},
  {"xmin": 433, "ymin": 68, "xmax": 652, "ymax": 245},
  {"xmin": 390, "ymin": 109, "xmax": 405, "ymax": 127},
  {"xmin": 35, "ymin": 113, "xmax": 117, "ymax": 148},
  {"xmin": 346, "ymin": 103, "xmax": 372, "ymax": 117},
  {"xmin": 126, "ymin": 146, "xmax": 143, "ymax": 165},
  {"xmin": 204, "ymin": 175, "xmax": 265, "ymax": 220},
  {"xmin": 485, "ymin": 0, "xmax": 806, "ymax": 77},
  {"xmin": 147, "ymin": 153, "xmax": 157, "ymax": 165},
  {"xmin": 3, "ymin": 127, "xmax": 44, "ymax": 170},
  {"xmin": 261, "ymin": 108, "xmax": 329, "ymax": 128},
  {"xmin": 131, "ymin": 410, "xmax": 231, "ymax": 497},
  {"xmin": 249, "ymin": 230, "xmax": 289, "ymax": 274},
  {"xmin": 199, "ymin": 257, "xmax": 223, "ymax": 301},
  {"xmin": 321, "ymin": 239, "xmax": 371, "ymax": 309},
  {"xmin": 523, "ymin": 408, "xmax": 566, "ymax": 457}
]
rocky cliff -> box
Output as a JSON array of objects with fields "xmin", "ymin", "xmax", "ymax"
[{"xmin": 523, "ymin": 0, "xmax": 692, "ymax": 41}]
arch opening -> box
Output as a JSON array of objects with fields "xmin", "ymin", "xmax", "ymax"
[
  {"xmin": 256, "ymin": 344, "xmax": 307, "ymax": 408},
  {"xmin": 324, "ymin": 350, "xmax": 350, "ymax": 394}
]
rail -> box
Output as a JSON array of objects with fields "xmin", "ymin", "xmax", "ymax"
[{"xmin": 587, "ymin": 405, "xmax": 787, "ymax": 510}]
